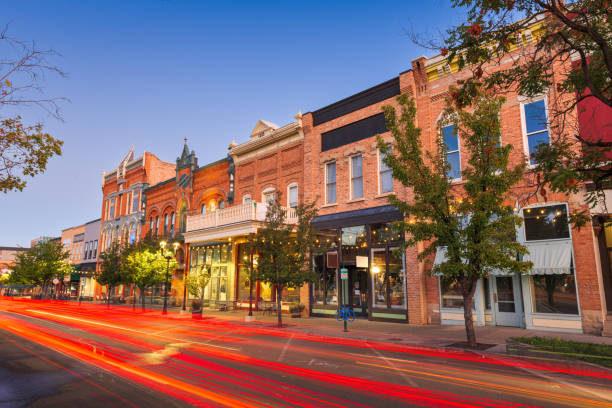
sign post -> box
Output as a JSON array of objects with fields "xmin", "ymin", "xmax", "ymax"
[{"xmin": 340, "ymin": 268, "xmax": 349, "ymax": 332}]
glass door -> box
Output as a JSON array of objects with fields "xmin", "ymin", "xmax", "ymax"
[{"xmin": 492, "ymin": 275, "xmax": 521, "ymax": 326}]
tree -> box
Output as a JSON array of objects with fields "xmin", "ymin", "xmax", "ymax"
[
  {"xmin": 377, "ymin": 90, "xmax": 532, "ymax": 347},
  {"xmin": 254, "ymin": 197, "xmax": 318, "ymax": 327},
  {"xmin": 185, "ymin": 264, "xmax": 211, "ymax": 312},
  {"xmin": 97, "ymin": 242, "xmax": 124, "ymax": 309},
  {"xmin": 0, "ymin": 27, "xmax": 66, "ymax": 193},
  {"xmin": 9, "ymin": 239, "xmax": 70, "ymax": 298},
  {"xmin": 434, "ymin": 0, "xmax": 612, "ymax": 219},
  {"xmin": 124, "ymin": 244, "xmax": 176, "ymax": 312}
]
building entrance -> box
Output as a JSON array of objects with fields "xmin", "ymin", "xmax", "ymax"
[
  {"xmin": 341, "ymin": 265, "xmax": 368, "ymax": 316},
  {"xmin": 492, "ymin": 274, "xmax": 522, "ymax": 327}
]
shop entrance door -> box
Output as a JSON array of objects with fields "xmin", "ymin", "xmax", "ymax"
[
  {"xmin": 342, "ymin": 265, "xmax": 368, "ymax": 316},
  {"xmin": 492, "ymin": 274, "xmax": 522, "ymax": 327}
]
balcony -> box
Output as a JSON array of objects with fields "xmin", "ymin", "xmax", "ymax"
[{"xmin": 184, "ymin": 202, "xmax": 297, "ymax": 242}]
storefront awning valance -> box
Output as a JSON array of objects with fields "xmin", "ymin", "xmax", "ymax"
[
  {"xmin": 524, "ymin": 240, "xmax": 573, "ymax": 275},
  {"xmin": 311, "ymin": 205, "xmax": 402, "ymax": 230}
]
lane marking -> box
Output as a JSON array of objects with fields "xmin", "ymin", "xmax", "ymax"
[
  {"xmin": 23, "ymin": 309, "xmax": 239, "ymax": 351},
  {"xmin": 365, "ymin": 343, "xmax": 420, "ymax": 388},
  {"xmin": 277, "ymin": 333, "xmax": 294, "ymax": 362},
  {"xmin": 358, "ymin": 360, "xmax": 611, "ymax": 407}
]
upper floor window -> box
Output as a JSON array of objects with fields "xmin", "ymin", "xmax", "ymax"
[
  {"xmin": 93, "ymin": 240, "xmax": 98, "ymax": 258},
  {"xmin": 442, "ymin": 125, "xmax": 461, "ymax": 180},
  {"xmin": 243, "ymin": 195, "xmax": 251, "ymax": 204},
  {"xmin": 155, "ymin": 216, "xmax": 159, "ymax": 235},
  {"xmin": 84, "ymin": 242, "xmax": 89, "ymax": 259},
  {"xmin": 288, "ymin": 185, "xmax": 298, "ymax": 208},
  {"xmin": 263, "ymin": 190, "xmax": 275, "ymax": 205},
  {"xmin": 110, "ymin": 198, "xmax": 115, "ymax": 219},
  {"xmin": 201, "ymin": 204, "xmax": 206, "ymax": 215},
  {"xmin": 218, "ymin": 199, "xmax": 225, "ymax": 209},
  {"xmin": 170, "ymin": 212, "xmax": 175, "ymax": 231},
  {"xmin": 326, "ymin": 162, "xmax": 337, "ymax": 204},
  {"xmin": 523, "ymin": 204, "xmax": 570, "ymax": 241},
  {"xmin": 163, "ymin": 214, "xmax": 168, "ymax": 235},
  {"xmin": 149, "ymin": 217, "xmax": 153, "ymax": 233},
  {"xmin": 522, "ymin": 99, "xmax": 549, "ymax": 165},
  {"xmin": 132, "ymin": 190, "xmax": 139, "ymax": 213},
  {"xmin": 379, "ymin": 150, "xmax": 393, "ymax": 194},
  {"xmin": 350, "ymin": 155, "xmax": 364, "ymax": 200},
  {"xmin": 129, "ymin": 231, "xmax": 136, "ymax": 244}
]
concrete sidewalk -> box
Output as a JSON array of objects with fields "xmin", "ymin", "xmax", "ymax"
[{"xmin": 88, "ymin": 300, "xmax": 612, "ymax": 352}]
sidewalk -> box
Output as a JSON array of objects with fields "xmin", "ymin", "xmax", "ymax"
[{"xmin": 89, "ymin": 300, "xmax": 612, "ymax": 352}]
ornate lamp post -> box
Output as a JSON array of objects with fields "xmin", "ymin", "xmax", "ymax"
[{"xmin": 159, "ymin": 240, "xmax": 179, "ymax": 315}]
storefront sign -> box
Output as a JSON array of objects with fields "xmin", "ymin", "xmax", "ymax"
[
  {"xmin": 340, "ymin": 268, "xmax": 348, "ymax": 280},
  {"xmin": 356, "ymin": 256, "xmax": 368, "ymax": 268}
]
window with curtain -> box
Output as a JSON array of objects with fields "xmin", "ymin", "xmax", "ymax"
[
  {"xmin": 170, "ymin": 212, "xmax": 175, "ymax": 232},
  {"xmin": 523, "ymin": 99, "xmax": 549, "ymax": 165},
  {"xmin": 155, "ymin": 216, "xmax": 159, "ymax": 235},
  {"xmin": 326, "ymin": 162, "xmax": 336, "ymax": 204},
  {"xmin": 379, "ymin": 150, "xmax": 393, "ymax": 193},
  {"xmin": 351, "ymin": 155, "xmax": 363, "ymax": 199},
  {"xmin": 163, "ymin": 214, "xmax": 168, "ymax": 235},
  {"xmin": 442, "ymin": 125, "xmax": 461, "ymax": 179}
]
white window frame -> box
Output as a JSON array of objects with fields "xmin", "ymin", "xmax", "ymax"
[
  {"xmin": 287, "ymin": 183, "xmax": 298, "ymax": 208},
  {"xmin": 521, "ymin": 202, "xmax": 572, "ymax": 243},
  {"xmin": 262, "ymin": 187, "xmax": 276, "ymax": 205},
  {"xmin": 242, "ymin": 194, "xmax": 252, "ymax": 204},
  {"xmin": 349, "ymin": 154, "xmax": 364, "ymax": 200},
  {"xmin": 377, "ymin": 149, "xmax": 393, "ymax": 194},
  {"xmin": 519, "ymin": 95, "xmax": 550, "ymax": 167},
  {"xmin": 325, "ymin": 161, "xmax": 337, "ymax": 205},
  {"xmin": 442, "ymin": 124, "xmax": 462, "ymax": 181}
]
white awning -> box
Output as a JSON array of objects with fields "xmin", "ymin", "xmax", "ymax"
[{"xmin": 524, "ymin": 240, "xmax": 573, "ymax": 275}]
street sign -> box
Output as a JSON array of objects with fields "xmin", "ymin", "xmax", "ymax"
[
  {"xmin": 340, "ymin": 268, "xmax": 348, "ymax": 280},
  {"xmin": 52, "ymin": 278, "xmax": 59, "ymax": 285}
]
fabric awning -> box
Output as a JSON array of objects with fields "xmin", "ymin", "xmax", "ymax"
[
  {"xmin": 524, "ymin": 240, "xmax": 573, "ymax": 275},
  {"xmin": 432, "ymin": 241, "xmax": 573, "ymax": 276}
]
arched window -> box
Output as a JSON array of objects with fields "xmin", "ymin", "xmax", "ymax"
[
  {"xmin": 218, "ymin": 199, "xmax": 225, "ymax": 209},
  {"xmin": 262, "ymin": 187, "xmax": 275, "ymax": 205},
  {"xmin": 170, "ymin": 212, "xmax": 175, "ymax": 232},
  {"xmin": 243, "ymin": 194, "xmax": 251, "ymax": 204},
  {"xmin": 201, "ymin": 204, "xmax": 206, "ymax": 215},
  {"xmin": 155, "ymin": 216, "xmax": 159, "ymax": 235},
  {"xmin": 164, "ymin": 214, "xmax": 168, "ymax": 235},
  {"xmin": 178, "ymin": 203, "xmax": 187, "ymax": 233},
  {"xmin": 149, "ymin": 217, "xmax": 153, "ymax": 234},
  {"xmin": 287, "ymin": 183, "xmax": 298, "ymax": 208}
]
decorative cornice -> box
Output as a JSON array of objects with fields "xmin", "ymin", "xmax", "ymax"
[{"xmin": 229, "ymin": 122, "xmax": 301, "ymax": 158}]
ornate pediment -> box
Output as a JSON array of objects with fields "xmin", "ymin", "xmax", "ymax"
[{"xmin": 250, "ymin": 120, "xmax": 278, "ymax": 139}]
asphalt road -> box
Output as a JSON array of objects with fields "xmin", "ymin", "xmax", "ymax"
[{"xmin": 0, "ymin": 298, "xmax": 611, "ymax": 408}]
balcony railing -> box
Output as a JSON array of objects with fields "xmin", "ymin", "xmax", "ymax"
[{"xmin": 186, "ymin": 202, "xmax": 298, "ymax": 232}]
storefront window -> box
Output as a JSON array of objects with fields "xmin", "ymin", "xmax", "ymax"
[
  {"xmin": 190, "ymin": 244, "xmax": 232, "ymax": 303},
  {"xmin": 282, "ymin": 286, "xmax": 300, "ymax": 302},
  {"xmin": 259, "ymin": 282, "xmax": 273, "ymax": 301},
  {"xmin": 312, "ymin": 253, "xmax": 338, "ymax": 305},
  {"xmin": 388, "ymin": 249, "xmax": 405, "ymax": 308},
  {"xmin": 440, "ymin": 277, "xmax": 463, "ymax": 308},
  {"xmin": 237, "ymin": 244, "xmax": 253, "ymax": 301},
  {"xmin": 531, "ymin": 274, "xmax": 578, "ymax": 315},
  {"xmin": 371, "ymin": 222, "xmax": 402, "ymax": 245},
  {"xmin": 372, "ymin": 249, "xmax": 387, "ymax": 308},
  {"xmin": 341, "ymin": 226, "xmax": 367, "ymax": 264},
  {"xmin": 523, "ymin": 204, "xmax": 569, "ymax": 241}
]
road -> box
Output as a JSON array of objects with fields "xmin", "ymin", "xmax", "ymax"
[{"xmin": 0, "ymin": 298, "xmax": 611, "ymax": 408}]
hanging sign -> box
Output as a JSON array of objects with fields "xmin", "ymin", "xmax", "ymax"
[
  {"xmin": 356, "ymin": 256, "xmax": 368, "ymax": 268},
  {"xmin": 340, "ymin": 268, "xmax": 348, "ymax": 280},
  {"xmin": 52, "ymin": 278, "xmax": 59, "ymax": 285}
]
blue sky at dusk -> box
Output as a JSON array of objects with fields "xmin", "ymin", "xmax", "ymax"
[{"xmin": 1, "ymin": 0, "xmax": 464, "ymax": 247}]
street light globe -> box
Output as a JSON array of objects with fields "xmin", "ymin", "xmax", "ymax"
[
  {"xmin": 160, "ymin": 240, "xmax": 167, "ymax": 249},
  {"xmin": 173, "ymin": 242, "xmax": 180, "ymax": 250},
  {"xmin": 372, "ymin": 266, "xmax": 381, "ymax": 274}
]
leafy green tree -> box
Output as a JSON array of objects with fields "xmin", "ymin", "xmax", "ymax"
[
  {"xmin": 97, "ymin": 241, "xmax": 124, "ymax": 309},
  {"xmin": 185, "ymin": 264, "xmax": 211, "ymax": 312},
  {"xmin": 1, "ymin": 29, "xmax": 66, "ymax": 193},
  {"xmin": 437, "ymin": 0, "xmax": 612, "ymax": 219},
  {"xmin": 124, "ymin": 244, "xmax": 176, "ymax": 311},
  {"xmin": 9, "ymin": 240, "xmax": 70, "ymax": 298},
  {"xmin": 255, "ymin": 197, "xmax": 318, "ymax": 327},
  {"xmin": 377, "ymin": 90, "xmax": 531, "ymax": 347}
]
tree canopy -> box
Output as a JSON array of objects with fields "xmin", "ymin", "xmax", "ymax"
[{"xmin": 377, "ymin": 89, "xmax": 531, "ymax": 346}]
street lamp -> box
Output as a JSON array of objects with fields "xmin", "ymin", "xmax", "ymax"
[{"xmin": 160, "ymin": 240, "xmax": 179, "ymax": 315}]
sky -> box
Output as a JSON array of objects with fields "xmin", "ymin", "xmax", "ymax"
[{"xmin": 0, "ymin": 0, "xmax": 465, "ymax": 247}]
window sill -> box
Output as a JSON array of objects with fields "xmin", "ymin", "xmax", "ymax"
[
  {"xmin": 321, "ymin": 203, "xmax": 338, "ymax": 208},
  {"xmin": 346, "ymin": 198, "xmax": 365, "ymax": 203},
  {"xmin": 375, "ymin": 192, "xmax": 393, "ymax": 199}
]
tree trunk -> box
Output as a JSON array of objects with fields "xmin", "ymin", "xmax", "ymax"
[
  {"xmin": 276, "ymin": 284, "xmax": 283, "ymax": 328},
  {"xmin": 462, "ymin": 277, "xmax": 478, "ymax": 348},
  {"xmin": 107, "ymin": 285, "xmax": 111, "ymax": 309},
  {"xmin": 141, "ymin": 286, "xmax": 146, "ymax": 312},
  {"xmin": 132, "ymin": 286, "xmax": 137, "ymax": 311}
]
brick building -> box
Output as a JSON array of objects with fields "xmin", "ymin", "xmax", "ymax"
[
  {"xmin": 0, "ymin": 246, "xmax": 28, "ymax": 280},
  {"xmin": 97, "ymin": 147, "xmax": 175, "ymax": 299},
  {"xmin": 183, "ymin": 116, "xmax": 303, "ymax": 311},
  {"xmin": 143, "ymin": 141, "xmax": 233, "ymax": 308},
  {"xmin": 301, "ymin": 23, "xmax": 607, "ymax": 334}
]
